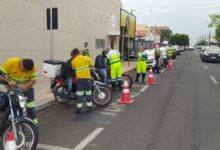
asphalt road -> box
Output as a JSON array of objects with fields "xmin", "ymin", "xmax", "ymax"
[{"xmin": 36, "ymin": 50, "xmax": 220, "ymax": 150}]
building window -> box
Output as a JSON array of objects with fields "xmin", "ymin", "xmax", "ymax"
[{"xmin": 95, "ymin": 39, "xmax": 105, "ymax": 49}]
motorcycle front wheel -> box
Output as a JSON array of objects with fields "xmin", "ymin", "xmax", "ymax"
[
  {"xmin": 93, "ymin": 86, "xmax": 112, "ymax": 107},
  {"xmin": 0, "ymin": 121, "xmax": 38, "ymax": 150}
]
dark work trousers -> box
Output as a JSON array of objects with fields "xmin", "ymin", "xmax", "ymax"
[
  {"xmin": 76, "ymin": 78, "xmax": 92, "ymax": 109},
  {"xmin": 24, "ymin": 88, "xmax": 38, "ymax": 125}
]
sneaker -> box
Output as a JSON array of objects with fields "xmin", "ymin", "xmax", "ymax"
[
  {"xmin": 75, "ymin": 108, "xmax": 82, "ymax": 114},
  {"xmin": 86, "ymin": 107, "xmax": 93, "ymax": 113}
]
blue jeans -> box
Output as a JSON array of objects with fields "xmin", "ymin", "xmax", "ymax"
[
  {"xmin": 66, "ymin": 77, "xmax": 72, "ymax": 103},
  {"xmin": 99, "ymin": 68, "xmax": 107, "ymax": 84}
]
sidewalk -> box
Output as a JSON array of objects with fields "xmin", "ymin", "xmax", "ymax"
[{"xmin": 35, "ymin": 61, "xmax": 136, "ymax": 111}]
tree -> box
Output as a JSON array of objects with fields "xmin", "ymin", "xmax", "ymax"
[
  {"xmin": 208, "ymin": 14, "xmax": 220, "ymax": 28},
  {"xmin": 197, "ymin": 40, "xmax": 208, "ymax": 46},
  {"xmin": 169, "ymin": 33, "xmax": 190, "ymax": 46},
  {"xmin": 215, "ymin": 24, "xmax": 220, "ymax": 43},
  {"xmin": 160, "ymin": 29, "xmax": 172, "ymax": 42},
  {"xmin": 208, "ymin": 14, "xmax": 220, "ymax": 44}
]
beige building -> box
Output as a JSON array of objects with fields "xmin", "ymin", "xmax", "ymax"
[{"xmin": 0, "ymin": 0, "xmax": 121, "ymax": 73}]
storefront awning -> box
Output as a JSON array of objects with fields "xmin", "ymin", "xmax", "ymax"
[{"xmin": 108, "ymin": 31, "xmax": 120, "ymax": 36}]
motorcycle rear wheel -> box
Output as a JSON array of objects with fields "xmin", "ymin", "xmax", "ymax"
[{"xmin": 122, "ymin": 74, "xmax": 133, "ymax": 89}]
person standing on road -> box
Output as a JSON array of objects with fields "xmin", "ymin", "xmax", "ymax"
[
  {"xmin": 71, "ymin": 48, "xmax": 93, "ymax": 114},
  {"xmin": 154, "ymin": 47, "xmax": 161, "ymax": 74},
  {"xmin": 82, "ymin": 42, "xmax": 90, "ymax": 57},
  {"xmin": 135, "ymin": 46, "xmax": 148, "ymax": 82},
  {"xmin": 0, "ymin": 58, "xmax": 38, "ymax": 126},
  {"xmin": 64, "ymin": 51, "xmax": 76, "ymax": 107},
  {"xmin": 106, "ymin": 46, "xmax": 122, "ymax": 90},
  {"xmin": 166, "ymin": 45, "xmax": 173, "ymax": 62}
]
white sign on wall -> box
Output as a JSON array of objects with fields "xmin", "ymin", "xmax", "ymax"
[{"xmin": 111, "ymin": 14, "xmax": 116, "ymax": 28}]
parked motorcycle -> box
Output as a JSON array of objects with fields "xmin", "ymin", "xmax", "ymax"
[
  {"xmin": 50, "ymin": 69, "xmax": 112, "ymax": 107},
  {"xmin": 0, "ymin": 81, "xmax": 38, "ymax": 150},
  {"xmin": 94, "ymin": 67, "xmax": 133, "ymax": 89}
]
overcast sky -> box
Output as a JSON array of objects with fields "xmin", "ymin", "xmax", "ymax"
[{"xmin": 121, "ymin": 0, "xmax": 220, "ymax": 45}]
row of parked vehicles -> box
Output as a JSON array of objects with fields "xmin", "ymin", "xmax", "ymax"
[{"xmin": 143, "ymin": 45, "xmax": 187, "ymax": 69}]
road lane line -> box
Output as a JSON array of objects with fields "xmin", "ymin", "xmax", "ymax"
[
  {"xmin": 73, "ymin": 128, "xmax": 104, "ymax": 150},
  {"xmin": 139, "ymin": 85, "xmax": 149, "ymax": 92},
  {"xmin": 210, "ymin": 76, "xmax": 218, "ymax": 84},
  {"xmin": 100, "ymin": 112, "xmax": 117, "ymax": 116},
  {"xmin": 204, "ymin": 65, "xmax": 208, "ymax": 70},
  {"xmin": 160, "ymin": 69, "xmax": 165, "ymax": 73},
  {"xmin": 37, "ymin": 144, "xmax": 72, "ymax": 150},
  {"xmin": 132, "ymin": 84, "xmax": 145, "ymax": 87}
]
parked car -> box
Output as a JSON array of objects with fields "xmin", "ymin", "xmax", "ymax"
[
  {"xmin": 179, "ymin": 46, "xmax": 185, "ymax": 52},
  {"xmin": 201, "ymin": 46, "xmax": 220, "ymax": 62},
  {"xmin": 172, "ymin": 45, "xmax": 181, "ymax": 55},
  {"xmin": 160, "ymin": 46, "xmax": 167, "ymax": 67},
  {"xmin": 188, "ymin": 46, "xmax": 194, "ymax": 51},
  {"xmin": 145, "ymin": 48, "xmax": 156, "ymax": 68}
]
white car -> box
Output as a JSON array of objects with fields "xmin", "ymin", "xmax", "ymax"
[
  {"xmin": 144, "ymin": 49, "xmax": 156, "ymax": 68},
  {"xmin": 160, "ymin": 47, "xmax": 167, "ymax": 59}
]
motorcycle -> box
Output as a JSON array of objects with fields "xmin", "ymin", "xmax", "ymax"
[
  {"xmin": 93, "ymin": 67, "xmax": 133, "ymax": 89},
  {"xmin": 50, "ymin": 69, "xmax": 112, "ymax": 107},
  {"xmin": 0, "ymin": 81, "xmax": 38, "ymax": 150}
]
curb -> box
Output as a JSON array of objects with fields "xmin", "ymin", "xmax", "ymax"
[
  {"xmin": 123, "ymin": 68, "xmax": 136, "ymax": 74},
  {"xmin": 36, "ymin": 68, "xmax": 136, "ymax": 112},
  {"xmin": 36, "ymin": 99, "xmax": 56, "ymax": 112}
]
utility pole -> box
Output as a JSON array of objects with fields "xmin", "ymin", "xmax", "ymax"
[{"xmin": 209, "ymin": 31, "xmax": 211, "ymax": 46}]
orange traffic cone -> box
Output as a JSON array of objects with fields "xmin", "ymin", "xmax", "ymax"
[
  {"xmin": 167, "ymin": 60, "xmax": 173, "ymax": 71},
  {"xmin": 119, "ymin": 80, "xmax": 133, "ymax": 104},
  {"xmin": 147, "ymin": 67, "xmax": 156, "ymax": 85},
  {"xmin": 5, "ymin": 131, "xmax": 17, "ymax": 150}
]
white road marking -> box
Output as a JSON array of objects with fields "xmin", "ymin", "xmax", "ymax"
[
  {"xmin": 37, "ymin": 144, "xmax": 72, "ymax": 150},
  {"xmin": 73, "ymin": 128, "xmax": 104, "ymax": 150},
  {"xmin": 210, "ymin": 76, "xmax": 218, "ymax": 84},
  {"xmin": 100, "ymin": 111, "xmax": 117, "ymax": 116},
  {"xmin": 160, "ymin": 69, "xmax": 165, "ymax": 73},
  {"xmin": 139, "ymin": 85, "xmax": 149, "ymax": 92},
  {"xmin": 132, "ymin": 84, "xmax": 145, "ymax": 87},
  {"xmin": 204, "ymin": 65, "xmax": 208, "ymax": 70},
  {"xmin": 104, "ymin": 106, "xmax": 122, "ymax": 112}
]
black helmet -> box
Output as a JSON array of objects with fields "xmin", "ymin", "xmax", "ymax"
[{"xmin": 102, "ymin": 50, "xmax": 107, "ymax": 57}]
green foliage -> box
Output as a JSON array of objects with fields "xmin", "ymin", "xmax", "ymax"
[
  {"xmin": 215, "ymin": 24, "xmax": 220, "ymax": 42},
  {"xmin": 160, "ymin": 29, "xmax": 172, "ymax": 41},
  {"xmin": 208, "ymin": 14, "xmax": 220, "ymax": 28},
  {"xmin": 169, "ymin": 34, "xmax": 189, "ymax": 46},
  {"xmin": 197, "ymin": 40, "xmax": 207, "ymax": 46}
]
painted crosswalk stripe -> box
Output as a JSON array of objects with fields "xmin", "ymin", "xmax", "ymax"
[
  {"xmin": 37, "ymin": 144, "xmax": 72, "ymax": 150},
  {"xmin": 210, "ymin": 76, "xmax": 218, "ymax": 84},
  {"xmin": 204, "ymin": 65, "xmax": 208, "ymax": 70},
  {"xmin": 73, "ymin": 128, "xmax": 104, "ymax": 150},
  {"xmin": 139, "ymin": 85, "xmax": 149, "ymax": 92}
]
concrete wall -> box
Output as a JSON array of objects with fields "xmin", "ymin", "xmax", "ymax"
[{"xmin": 0, "ymin": 0, "xmax": 121, "ymax": 74}]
